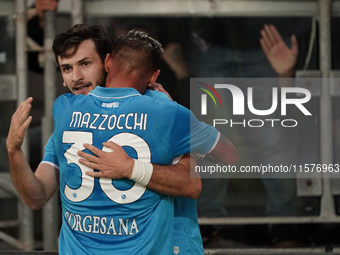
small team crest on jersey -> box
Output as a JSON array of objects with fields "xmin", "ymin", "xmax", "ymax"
[{"xmin": 101, "ymin": 102, "xmax": 119, "ymax": 108}]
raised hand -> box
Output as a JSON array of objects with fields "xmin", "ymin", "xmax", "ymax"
[
  {"xmin": 260, "ymin": 24, "xmax": 298, "ymax": 78},
  {"xmin": 6, "ymin": 97, "xmax": 33, "ymax": 153}
]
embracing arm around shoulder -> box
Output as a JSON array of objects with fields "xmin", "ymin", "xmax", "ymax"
[
  {"xmin": 78, "ymin": 142, "xmax": 201, "ymax": 199},
  {"xmin": 147, "ymin": 154, "xmax": 201, "ymax": 199}
]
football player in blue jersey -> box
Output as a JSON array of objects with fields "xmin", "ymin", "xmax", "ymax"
[
  {"xmin": 52, "ymin": 30, "xmax": 226, "ymax": 254},
  {"xmin": 7, "ymin": 24, "xmax": 237, "ymax": 254}
]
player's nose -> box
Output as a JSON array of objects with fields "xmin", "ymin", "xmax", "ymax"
[{"xmin": 72, "ymin": 67, "xmax": 84, "ymax": 82}]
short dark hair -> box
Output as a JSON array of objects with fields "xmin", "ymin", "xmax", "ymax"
[
  {"xmin": 111, "ymin": 30, "xmax": 164, "ymax": 74},
  {"xmin": 52, "ymin": 24, "xmax": 114, "ymax": 66}
]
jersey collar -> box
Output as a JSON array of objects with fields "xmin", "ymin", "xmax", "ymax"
[{"xmin": 89, "ymin": 86, "xmax": 142, "ymax": 99}]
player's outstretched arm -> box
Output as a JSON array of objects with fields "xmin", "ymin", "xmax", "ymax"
[
  {"xmin": 6, "ymin": 98, "xmax": 59, "ymax": 210},
  {"xmin": 147, "ymin": 154, "xmax": 200, "ymax": 199},
  {"xmin": 205, "ymin": 134, "xmax": 238, "ymax": 165},
  {"xmin": 78, "ymin": 142, "xmax": 201, "ymax": 199}
]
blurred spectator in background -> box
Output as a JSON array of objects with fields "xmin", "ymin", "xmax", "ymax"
[
  {"xmin": 260, "ymin": 24, "xmax": 298, "ymax": 79},
  {"xmin": 259, "ymin": 23, "xmax": 300, "ymax": 248},
  {"xmin": 27, "ymin": 0, "xmax": 59, "ymax": 74},
  {"xmin": 187, "ymin": 18, "xmax": 308, "ymax": 247}
]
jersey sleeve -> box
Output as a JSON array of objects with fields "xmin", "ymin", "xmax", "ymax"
[
  {"xmin": 169, "ymin": 104, "xmax": 220, "ymax": 158},
  {"xmin": 40, "ymin": 133, "xmax": 59, "ymax": 169},
  {"xmin": 189, "ymin": 111, "xmax": 220, "ymax": 158}
]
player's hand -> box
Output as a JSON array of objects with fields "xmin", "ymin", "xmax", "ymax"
[
  {"xmin": 78, "ymin": 141, "xmax": 135, "ymax": 179},
  {"xmin": 260, "ymin": 24, "xmax": 298, "ymax": 78},
  {"xmin": 148, "ymin": 82, "xmax": 173, "ymax": 101},
  {"xmin": 35, "ymin": 0, "xmax": 59, "ymax": 27},
  {"xmin": 6, "ymin": 97, "xmax": 33, "ymax": 153}
]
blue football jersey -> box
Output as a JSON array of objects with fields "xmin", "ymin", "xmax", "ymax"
[
  {"xmin": 42, "ymin": 88, "xmax": 219, "ymax": 255},
  {"xmin": 41, "ymin": 133, "xmax": 58, "ymax": 169},
  {"xmin": 52, "ymin": 87, "xmax": 203, "ymax": 255}
]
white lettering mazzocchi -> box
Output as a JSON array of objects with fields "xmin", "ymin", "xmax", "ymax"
[{"xmin": 70, "ymin": 112, "xmax": 147, "ymax": 131}]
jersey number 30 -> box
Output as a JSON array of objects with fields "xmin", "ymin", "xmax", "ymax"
[{"xmin": 62, "ymin": 131, "xmax": 150, "ymax": 204}]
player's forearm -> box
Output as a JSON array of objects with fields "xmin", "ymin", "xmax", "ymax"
[
  {"xmin": 146, "ymin": 157, "xmax": 201, "ymax": 199},
  {"xmin": 79, "ymin": 143, "xmax": 201, "ymax": 198},
  {"xmin": 8, "ymin": 149, "xmax": 47, "ymax": 210},
  {"xmin": 207, "ymin": 134, "xmax": 238, "ymax": 165}
]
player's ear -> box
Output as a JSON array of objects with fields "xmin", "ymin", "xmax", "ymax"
[
  {"xmin": 63, "ymin": 81, "xmax": 66, "ymax": 87},
  {"xmin": 148, "ymin": 69, "xmax": 160, "ymax": 86},
  {"xmin": 105, "ymin": 53, "xmax": 112, "ymax": 73}
]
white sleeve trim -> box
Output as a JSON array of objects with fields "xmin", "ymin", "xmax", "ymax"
[
  {"xmin": 172, "ymin": 155, "xmax": 183, "ymax": 165},
  {"xmin": 172, "ymin": 154, "xmax": 197, "ymax": 164},
  {"xmin": 39, "ymin": 161, "xmax": 60, "ymax": 170},
  {"xmin": 194, "ymin": 132, "xmax": 220, "ymax": 158},
  {"xmin": 207, "ymin": 131, "xmax": 220, "ymax": 154}
]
